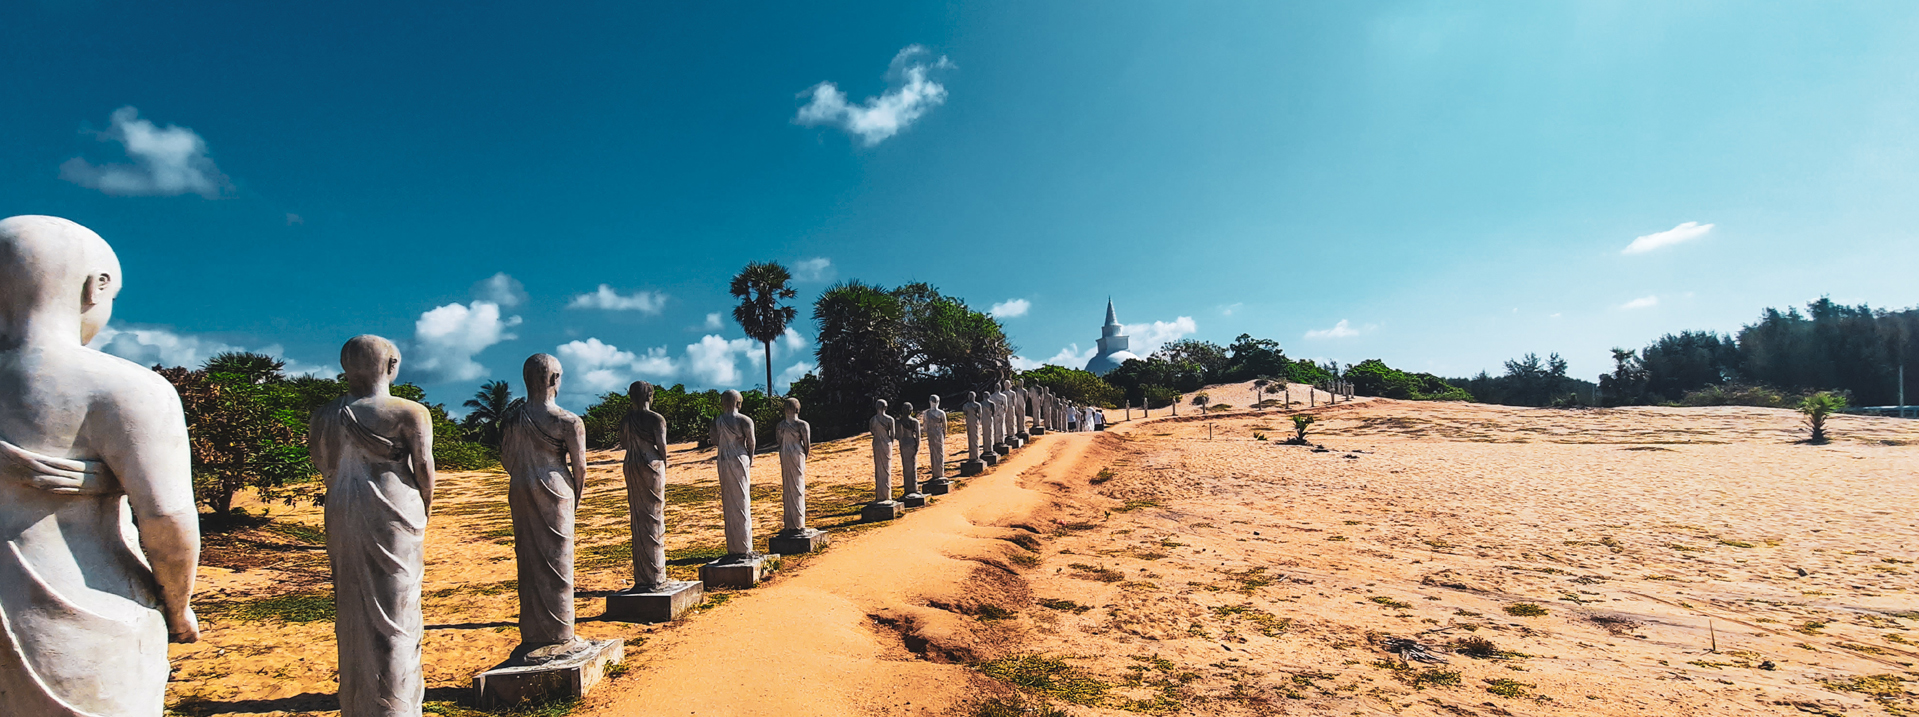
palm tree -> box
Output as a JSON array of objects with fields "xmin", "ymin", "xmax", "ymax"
[
  {"xmin": 202, "ymin": 351, "xmax": 287, "ymax": 384},
  {"xmin": 462, "ymin": 380, "xmax": 521, "ymax": 447},
  {"xmin": 731, "ymin": 261, "xmax": 798, "ymax": 396}
]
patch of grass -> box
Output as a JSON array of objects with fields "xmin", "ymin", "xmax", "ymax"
[
  {"xmin": 1038, "ymin": 598, "xmax": 1093, "ymax": 614},
  {"xmin": 972, "ymin": 695, "xmax": 1069, "ymax": 717},
  {"xmin": 667, "ymin": 545, "xmax": 729, "ymax": 565},
  {"xmin": 1210, "ymin": 603, "xmax": 1291, "ymax": 637},
  {"xmin": 424, "ymin": 698, "xmax": 577, "ymax": 717},
  {"xmin": 1666, "ymin": 543, "xmax": 1701, "ymax": 552},
  {"xmin": 976, "ymin": 654, "xmax": 1111, "ymax": 706},
  {"xmin": 1718, "ymin": 539, "xmax": 1756, "ymax": 548},
  {"xmin": 1484, "ymin": 678, "xmax": 1534, "ymax": 698},
  {"xmin": 1217, "ymin": 566, "xmax": 1274, "ymax": 594},
  {"xmin": 203, "ymin": 591, "xmax": 335, "ymax": 623},
  {"xmin": 1823, "ymin": 674, "xmax": 1905, "ymax": 699},
  {"xmin": 1067, "ymin": 563, "xmax": 1126, "ymax": 583},
  {"xmin": 1836, "ymin": 642, "xmax": 1894, "ymax": 656},
  {"xmin": 1009, "ymin": 551, "xmax": 1041, "ymax": 568},
  {"xmin": 1091, "ymin": 468, "xmax": 1117, "ymax": 484},
  {"xmin": 1009, "ymin": 534, "xmax": 1043, "ymax": 551},
  {"xmin": 1326, "ymin": 535, "xmax": 1348, "ymax": 542},
  {"xmin": 1114, "ymin": 499, "xmax": 1160, "ymax": 513},
  {"xmin": 1370, "ymin": 596, "xmax": 1413, "ymax": 610},
  {"xmin": 1422, "ymin": 538, "xmax": 1455, "ymax": 549},
  {"xmin": 1503, "ymin": 603, "xmax": 1548, "ymax": 617},
  {"xmin": 604, "ymin": 661, "xmax": 630, "ymax": 679},
  {"xmin": 1589, "ymin": 614, "xmax": 1642, "ymax": 637},
  {"xmin": 578, "ymin": 540, "xmax": 633, "ymax": 569},
  {"xmin": 265, "ymin": 521, "xmax": 327, "ymax": 545},
  {"xmin": 976, "ymin": 604, "xmax": 1017, "ymax": 622},
  {"xmin": 1796, "ymin": 620, "xmax": 1828, "ymax": 635}
]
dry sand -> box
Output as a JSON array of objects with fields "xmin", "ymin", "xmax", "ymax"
[{"xmin": 164, "ymin": 382, "xmax": 1918, "ymax": 716}]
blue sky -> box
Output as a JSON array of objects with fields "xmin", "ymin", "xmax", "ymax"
[{"xmin": 6, "ymin": 2, "xmax": 1917, "ymax": 411}]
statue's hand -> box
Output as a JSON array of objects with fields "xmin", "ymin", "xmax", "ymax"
[
  {"xmin": 166, "ymin": 607, "xmax": 201, "ymax": 643},
  {"xmin": 0, "ymin": 441, "xmax": 118, "ymax": 495}
]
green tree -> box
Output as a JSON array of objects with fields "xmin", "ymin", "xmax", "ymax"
[
  {"xmin": 1798, "ymin": 391, "xmax": 1847, "ymax": 443},
  {"xmin": 731, "ymin": 261, "xmax": 799, "ymax": 396},
  {"xmin": 156, "ymin": 366, "xmax": 313, "ymax": 518},
  {"xmin": 1017, "ymin": 365, "xmax": 1123, "ymax": 408},
  {"xmin": 461, "ymin": 380, "xmax": 521, "ymax": 448},
  {"xmin": 203, "ymin": 351, "xmax": 289, "ymax": 385}
]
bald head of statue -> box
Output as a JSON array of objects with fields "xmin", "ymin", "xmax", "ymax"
[
  {"xmin": 340, "ymin": 335, "xmax": 401, "ymax": 396},
  {"xmin": 523, "ymin": 353, "xmax": 562, "ymax": 402},
  {"xmin": 0, "ymin": 215, "xmax": 122, "ymax": 347}
]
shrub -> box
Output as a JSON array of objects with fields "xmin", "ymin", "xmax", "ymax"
[
  {"xmin": 1289, "ymin": 415, "xmax": 1314, "ymax": 443},
  {"xmin": 1799, "ymin": 391, "xmax": 1847, "ymax": 443}
]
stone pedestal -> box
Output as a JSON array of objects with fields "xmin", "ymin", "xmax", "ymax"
[
  {"xmin": 474, "ymin": 639, "xmax": 624, "ymax": 709},
  {"xmin": 604, "ymin": 580, "xmax": 702, "ymax": 624},
  {"xmin": 925, "ymin": 478, "xmax": 954, "ymax": 494},
  {"xmin": 959, "ymin": 460, "xmax": 984, "ymax": 476},
  {"xmin": 861, "ymin": 500, "xmax": 905, "ymax": 522},
  {"xmin": 992, "ymin": 443, "xmax": 1010, "ymax": 456},
  {"xmin": 699, "ymin": 553, "xmax": 777, "ymax": 589},
  {"xmin": 1031, "ymin": 427, "xmax": 1046, "ymax": 435},
  {"xmin": 769, "ymin": 528, "xmax": 829, "ymax": 555},
  {"xmin": 1017, "ymin": 432, "xmax": 1031, "ymax": 442},
  {"xmin": 902, "ymin": 492, "xmax": 927, "ymax": 507},
  {"xmin": 980, "ymin": 453, "xmax": 998, "ymax": 466}
]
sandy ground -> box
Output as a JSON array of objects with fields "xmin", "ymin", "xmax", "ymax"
[{"xmin": 164, "ymin": 382, "xmax": 1919, "ymax": 716}]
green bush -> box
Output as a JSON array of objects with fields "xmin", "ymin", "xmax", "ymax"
[{"xmin": 1346, "ymin": 359, "xmax": 1471, "ymax": 401}]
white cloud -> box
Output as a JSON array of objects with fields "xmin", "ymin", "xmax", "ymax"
[
  {"xmin": 408, "ymin": 300, "xmax": 521, "ymax": 383},
  {"xmin": 472, "ymin": 272, "xmax": 527, "ymax": 308},
  {"xmin": 1125, "ymin": 317, "xmax": 1198, "ymax": 356},
  {"xmin": 990, "ymin": 298, "xmax": 1030, "ymax": 319},
  {"xmin": 1623, "ymin": 221, "xmax": 1714, "ymax": 255},
  {"xmin": 1012, "ymin": 343, "xmax": 1097, "ymax": 371},
  {"xmin": 795, "ymin": 46, "xmax": 953, "ymax": 146},
  {"xmin": 60, "ymin": 106, "xmax": 230, "ymax": 198},
  {"xmin": 567, "ymin": 285, "xmax": 667, "ymax": 313},
  {"xmin": 793, "ymin": 257, "xmax": 834, "ymax": 282},
  {"xmin": 87, "ymin": 324, "xmax": 334, "ymax": 377},
  {"xmin": 1218, "ymin": 302, "xmax": 1245, "ymax": 316},
  {"xmin": 551, "ymin": 328, "xmax": 813, "ymax": 401},
  {"xmin": 704, "ymin": 312, "xmax": 724, "ymax": 330},
  {"xmin": 1619, "ymin": 295, "xmax": 1659, "ymax": 310},
  {"xmin": 1304, "ymin": 319, "xmax": 1363, "ymax": 340}
]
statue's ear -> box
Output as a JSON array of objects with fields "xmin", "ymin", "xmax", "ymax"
[{"xmin": 81, "ymin": 272, "xmax": 113, "ymax": 308}]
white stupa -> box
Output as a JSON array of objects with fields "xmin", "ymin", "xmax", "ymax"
[{"xmin": 1084, "ymin": 299, "xmax": 1139, "ymax": 376}]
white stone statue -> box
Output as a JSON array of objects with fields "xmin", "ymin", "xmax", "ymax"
[
  {"xmin": 776, "ymin": 397, "xmax": 811, "ymax": 534},
  {"xmin": 0, "ymin": 216, "xmax": 201, "ymax": 717},
  {"xmin": 961, "ymin": 391, "xmax": 982, "ymax": 461},
  {"xmin": 1014, "ymin": 381, "xmax": 1031, "ymax": 436},
  {"xmin": 870, "ymin": 399, "xmax": 895, "ymax": 500},
  {"xmin": 984, "ymin": 387, "xmax": 1003, "ymax": 450},
  {"xmin": 712, "ymin": 389, "xmax": 756, "ymax": 557},
  {"xmin": 620, "ymin": 380, "xmax": 670, "ymax": 592},
  {"xmin": 897, "ymin": 402, "xmax": 922, "ymax": 503},
  {"xmin": 310, "ymin": 334, "xmax": 437, "ymax": 716},
  {"xmin": 923, "ymin": 395, "xmax": 947, "ymax": 480},
  {"xmin": 505, "ymin": 354, "xmax": 589, "ymax": 653}
]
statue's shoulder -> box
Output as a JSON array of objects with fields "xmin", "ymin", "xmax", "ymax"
[{"xmin": 77, "ymin": 348, "xmax": 182, "ymax": 410}]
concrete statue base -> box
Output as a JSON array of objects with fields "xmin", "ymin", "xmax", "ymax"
[
  {"xmin": 1031, "ymin": 427, "xmax": 1046, "ymax": 435},
  {"xmin": 1017, "ymin": 432, "xmax": 1031, "ymax": 442},
  {"xmin": 769, "ymin": 527, "xmax": 829, "ymax": 555},
  {"xmin": 474, "ymin": 638, "xmax": 624, "ymax": 709},
  {"xmin": 980, "ymin": 453, "xmax": 998, "ymax": 467},
  {"xmin": 902, "ymin": 492, "xmax": 927, "ymax": 508},
  {"xmin": 992, "ymin": 443, "xmax": 1010, "ymax": 456},
  {"xmin": 925, "ymin": 478, "xmax": 954, "ymax": 494},
  {"xmin": 604, "ymin": 580, "xmax": 703, "ymax": 624},
  {"xmin": 862, "ymin": 500, "xmax": 905, "ymax": 522},
  {"xmin": 700, "ymin": 553, "xmax": 777, "ymax": 589}
]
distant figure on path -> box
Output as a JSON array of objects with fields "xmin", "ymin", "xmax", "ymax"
[
  {"xmin": 504, "ymin": 354, "xmax": 588, "ymax": 651},
  {"xmin": 0, "ymin": 216, "xmax": 201, "ymax": 717},
  {"xmin": 311, "ymin": 334, "xmax": 437, "ymax": 717}
]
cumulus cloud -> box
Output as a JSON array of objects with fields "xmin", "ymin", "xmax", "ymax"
[
  {"xmin": 568, "ymin": 285, "xmax": 667, "ymax": 313},
  {"xmin": 793, "ymin": 257, "xmax": 834, "ymax": 282},
  {"xmin": 87, "ymin": 324, "xmax": 335, "ymax": 377},
  {"xmin": 1125, "ymin": 317, "xmax": 1199, "ymax": 356},
  {"xmin": 550, "ymin": 328, "xmax": 812, "ymax": 401},
  {"xmin": 990, "ymin": 298, "xmax": 1031, "ymax": 319},
  {"xmin": 1623, "ymin": 221, "xmax": 1714, "ymax": 255},
  {"xmin": 408, "ymin": 300, "xmax": 521, "ymax": 383},
  {"xmin": 1218, "ymin": 303, "xmax": 1245, "ymax": 316},
  {"xmin": 60, "ymin": 106, "xmax": 230, "ymax": 198},
  {"xmin": 1304, "ymin": 320, "xmax": 1364, "ymax": 340},
  {"xmin": 795, "ymin": 46, "xmax": 953, "ymax": 146},
  {"xmin": 472, "ymin": 272, "xmax": 527, "ymax": 308},
  {"xmin": 1011, "ymin": 343, "xmax": 1097, "ymax": 371},
  {"xmin": 704, "ymin": 312, "xmax": 724, "ymax": 330},
  {"xmin": 1619, "ymin": 295, "xmax": 1659, "ymax": 310}
]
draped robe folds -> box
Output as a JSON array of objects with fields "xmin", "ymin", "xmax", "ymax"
[
  {"xmin": 776, "ymin": 420, "xmax": 807, "ymax": 532},
  {"xmin": 504, "ymin": 407, "xmax": 576, "ymax": 646},
  {"xmin": 619, "ymin": 412, "xmax": 667, "ymax": 592},
  {"xmin": 0, "ymin": 448, "xmax": 166, "ymax": 717},
  {"xmin": 897, "ymin": 417, "xmax": 920, "ymax": 494},
  {"xmin": 870, "ymin": 416, "xmax": 893, "ymax": 502},
  {"xmin": 712, "ymin": 416, "xmax": 753, "ymax": 556},
  {"xmin": 314, "ymin": 403, "xmax": 426, "ymax": 717},
  {"xmin": 924, "ymin": 408, "xmax": 947, "ymax": 479}
]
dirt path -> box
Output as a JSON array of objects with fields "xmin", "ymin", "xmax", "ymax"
[{"xmin": 579, "ymin": 428, "xmax": 1106, "ymax": 717}]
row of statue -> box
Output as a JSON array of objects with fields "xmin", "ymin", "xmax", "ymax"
[{"xmin": 0, "ymin": 216, "xmax": 1122, "ymax": 716}]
